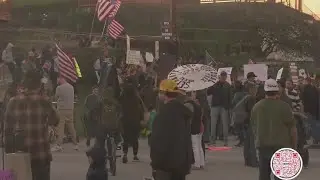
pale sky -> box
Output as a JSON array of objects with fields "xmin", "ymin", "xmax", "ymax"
[
  {"xmin": 289, "ymin": 0, "xmax": 320, "ymax": 14},
  {"xmin": 303, "ymin": 0, "xmax": 320, "ymax": 14}
]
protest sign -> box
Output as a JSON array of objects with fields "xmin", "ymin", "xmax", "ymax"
[
  {"xmin": 168, "ymin": 64, "xmax": 218, "ymax": 91},
  {"xmin": 276, "ymin": 68, "xmax": 283, "ymax": 80},
  {"xmin": 243, "ymin": 64, "xmax": 268, "ymax": 81},
  {"xmin": 126, "ymin": 50, "xmax": 143, "ymax": 65},
  {"xmin": 145, "ymin": 52, "xmax": 154, "ymax": 62}
]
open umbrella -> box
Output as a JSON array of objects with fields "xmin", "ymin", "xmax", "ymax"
[{"xmin": 168, "ymin": 64, "xmax": 218, "ymax": 92}]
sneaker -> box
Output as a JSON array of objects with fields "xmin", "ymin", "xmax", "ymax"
[
  {"xmin": 51, "ymin": 145, "xmax": 62, "ymax": 152},
  {"xmin": 122, "ymin": 155, "xmax": 128, "ymax": 164},
  {"xmin": 74, "ymin": 145, "xmax": 79, "ymax": 151},
  {"xmin": 192, "ymin": 166, "xmax": 202, "ymax": 170},
  {"xmin": 133, "ymin": 156, "xmax": 140, "ymax": 162}
]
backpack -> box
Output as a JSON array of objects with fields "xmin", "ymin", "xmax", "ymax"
[
  {"xmin": 232, "ymin": 95, "xmax": 250, "ymax": 124},
  {"xmin": 101, "ymin": 98, "xmax": 121, "ymax": 131}
]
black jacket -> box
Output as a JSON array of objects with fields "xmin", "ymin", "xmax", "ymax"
[
  {"xmin": 301, "ymin": 84, "xmax": 319, "ymax": 118},
  {"xmin": 186, "ymin": 100, "xmax": 202, "ymax": 135},
  {"xmin": 150, "ymin": 99, "xmax": 193, "ymax": 175},
  {"xmin": 207, "ymin": 81, "xmax": 232, "ymax": 109}
]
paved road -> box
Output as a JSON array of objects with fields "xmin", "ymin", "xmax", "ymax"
[{"xmin": 51, "ymin": 139, "xmax": 320, "ymax": 180}]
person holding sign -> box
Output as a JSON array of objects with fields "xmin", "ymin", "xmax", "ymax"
[{"xmin": 207, "ymin": 71, "xmax": 232, "ymax": 146}]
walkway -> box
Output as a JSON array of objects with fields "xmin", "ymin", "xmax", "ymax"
[{"xmin": 51, "ymin": 139, "xmax": 320, "ymax": 180}]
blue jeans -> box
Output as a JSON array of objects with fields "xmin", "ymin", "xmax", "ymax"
[{"xmin": 210, "ymin": 106, "xmax": 229, "ymax": 143}]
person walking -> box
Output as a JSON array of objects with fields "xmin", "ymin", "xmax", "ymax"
[
  {"xmin": 4, "ymin": 71, "xmax": 59, "ymax": 180},
  {"xmin": 2, "ymin": 42, "xmax": 15, "ymax": 81},
  {"xmin": 207, "ymin": 71, "xmax": 232, "ymax": 146},
  {"xmin": 84, "ymin": 86, "xmax": 101, "ymax": 147},
  {"xmin": 119, "ymin": 76, "xmax": 143, "ymax": 163},
  {"xmin": 242, "ymin": 84, "xmax": 258, "ymax": 167},
  {"xmin": 187, "ymin": 92, "xmax": 205, "ymax": 170},
  {"xmin": 150, "ymin": 79, "xmax": 193, "ymax": 180},
  {"xmin": 51, "ymin": 76, "xmax": 78, "ymax": 151},
  {"xmin": 251, "ymin": 79, "xmax": 297, "ymax": 180}
]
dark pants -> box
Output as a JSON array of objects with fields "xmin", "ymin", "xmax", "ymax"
[
  {"xmin": 297, "ymin": 144, "xmax": 309, "ymax": 167},
  {"xmin": 258, "ymin": 147, "xmax": 281, "ymax": 180},
  {"xmin": 31, "ymin": 160, "xmax": 51, "ymax": 180},
  {"xmin": 201, "ymin": 135, "xmax": 205, "ymax": 157},
  {"xmin": 154, "ymin": 170, "xmax": 186, "ymax": 180},
  {"xmin": 50, "ymin": 71, "xmax": 58, "ymax": 94},
  {"xmin": 122, "ymin": 135, "xmax": 139, "ymax": 156},
  {"xmin": 243, "ymin": 125, "xmax": 258, "ymax": 166},
  {"xmin": 235, "ymin": 123, "xmax": 245, "ymax": 144}
]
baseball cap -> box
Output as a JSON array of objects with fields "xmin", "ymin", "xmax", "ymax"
[
  {"xmin": 159, "ymin": 79, "xmax": 185, "ymax": 94},
  {"xmin": 264, "ymin": 79, "xmax": 279, "ymax": 92},
  {"xmin": 247, "ymin": 72, "xmax": 257, "ymax": 79},
  {"xmin": 220, "ymin": 71, "xmax": 227, "ymax": 76}
]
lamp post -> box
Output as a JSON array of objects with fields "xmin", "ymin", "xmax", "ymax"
[{"xmin": 170, "ymin": 0, "xmax": 178, "ymax": 56}]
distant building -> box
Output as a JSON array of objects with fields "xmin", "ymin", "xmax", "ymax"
[{"xmin": 78, "ymin": 0, "xmax": 199, "ymax": 7}]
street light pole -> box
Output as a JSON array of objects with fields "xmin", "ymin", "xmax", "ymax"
[{"xmin": 170, "ymin": 0, "xmax": 178, "ymax": 56}]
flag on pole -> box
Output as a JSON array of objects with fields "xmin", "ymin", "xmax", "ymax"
[
  {"xmin": 97, "ymin": 0, "xmax": 117, "ymax": 22},
  {"xmin": 109, "ymin": 0, "xmax": 121, "ymax": 18},
  {"xmin": 205, "ymin": 50, "xmax": 217, "ymax": 65},
  {"xmin": 107, "ymin": 20, "xmax": 124, "ymax": 39},
  {"xmin": 55, "ymin": 44, "xmax": 78, "ymax": 83}
]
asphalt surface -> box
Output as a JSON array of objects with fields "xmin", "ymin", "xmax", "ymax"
[{"xmin": 50, "ymin": 139, "xmax": 320, "ymax": 180}]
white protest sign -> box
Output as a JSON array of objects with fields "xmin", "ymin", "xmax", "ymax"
[
  {"xmin": 217, "ymin": 67, "xmax": 232, "ymax": 83},
  {"xmin": 168, "ymin": 64, "xmax": 218, "ymax": 91},
  {"xmin": 126, "ymin": 50, "xmax": 143, "ymax": 65},
  {"xmin": 243, "ymin": 64, "xmax": 268, "ymax": 81},
  {"xmin": 276, "ymin": 67, "xmax": 283, "ymax": 80},
  {"xmin": 145, "ymin": 52, "xmax": 154, "ymax": 62}
]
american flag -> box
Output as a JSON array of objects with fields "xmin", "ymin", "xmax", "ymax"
[
  {"xmin": 97, "ymin": 0, "xmax": 121, "ymax": 22},
  {"xmin": 109, "ymin": 0, "xmax": 121, "ymax": 18},
  {"xmin": 107, "ymin": 20, "xmax": 124, "ymax": 39},
  {"xmin": 55, "ymin": 44, "xmax": 78, "ymax": 83}
]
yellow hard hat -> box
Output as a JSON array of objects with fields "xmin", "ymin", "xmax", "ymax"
[{"xmin": 159, "ymin": 79, "xmax": 185, "ymax": 94}]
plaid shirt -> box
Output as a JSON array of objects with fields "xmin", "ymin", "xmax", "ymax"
[{"xmin": 4, "ymin": 91, "xmax": 59, "ymax": 162}]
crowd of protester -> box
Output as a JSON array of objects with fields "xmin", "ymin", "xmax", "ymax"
[{"xmin": 2, "ymin": 41, "xmax": 320, "ymax": 180}]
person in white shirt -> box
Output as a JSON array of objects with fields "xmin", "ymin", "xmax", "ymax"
[
  {"xmin": 2, "ymin": 42, "xmax": 15, "ymax": 80},
  {"xmin": 51, "ymin": 76, "xmax": 78, "ymax": 152},
  {"xmin": 94, "ymin": 58, "xmax": 101, "ymax": 84}
]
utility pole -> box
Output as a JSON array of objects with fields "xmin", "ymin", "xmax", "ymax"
[{"xmin": 170, "ymin": 0, "xmax": 178, "ymax": 56}]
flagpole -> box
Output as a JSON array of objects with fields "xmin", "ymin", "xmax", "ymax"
[
  {"xmin": 89, "ymin": 2, "xmax": 99, "ymax": 38},
  {"xmin": 100, "ymin": 19, "xmax": 108, "ymax": 39}
]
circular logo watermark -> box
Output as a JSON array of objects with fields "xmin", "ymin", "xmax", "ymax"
[{"xmin": 270, "ymin": 148, "xmax": 303, "ymax": 180}]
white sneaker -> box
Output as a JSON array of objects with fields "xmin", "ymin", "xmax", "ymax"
[{"xmin": 51, "ymin": 145, "xmax": 63, "ymax": 152}]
